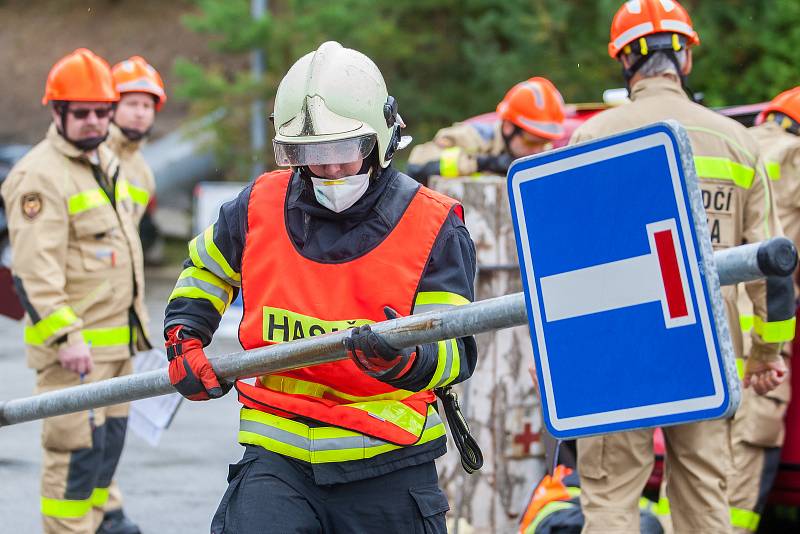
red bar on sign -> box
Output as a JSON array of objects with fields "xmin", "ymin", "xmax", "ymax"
[{"xmin": 654, "ymin": 229, "xmax": 689, "ymax": 319}]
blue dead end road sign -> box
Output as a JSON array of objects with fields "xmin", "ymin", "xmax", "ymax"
[{"xmin": 508, "ymin": 121, "xmax": 738, "ymax": 439}]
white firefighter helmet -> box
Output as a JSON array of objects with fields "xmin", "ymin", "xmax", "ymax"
[{"xmin": 272, "ymin": 41, "xmax": 404, "ymax": 169}]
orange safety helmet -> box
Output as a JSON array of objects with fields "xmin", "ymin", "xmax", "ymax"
[
  {"xmin": 111, "ymin": 56, "xmax": 167, "ymax": 111},
  {"xmin": 42, "ymin": 48, "xmax": 118, "ymax": 105},
  {"xmin": 758, "ymin": 87, "xmax": 800, "ymax": 126},
  {"xmin": 496, "ymin": 77, "xmax": 565, "ymax": 140},
  {"xmin": 608, "ymin": 0, "xmax": 700, "ymax": 59},
  {"xmin": 518, "ymin": 465, "xmax": 574, "ymax": 533}
]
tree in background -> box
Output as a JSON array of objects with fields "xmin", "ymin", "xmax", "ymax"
[{"xmin": 175, "ymin": 0, "xmax": 800, "ymax": 178}]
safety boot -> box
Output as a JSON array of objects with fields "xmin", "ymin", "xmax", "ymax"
[{"xmin": 96, "ymin": 509, "xmax": 142, "ymax": 534}]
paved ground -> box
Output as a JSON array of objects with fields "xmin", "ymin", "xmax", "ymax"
[{"xmin": 0, "ymin": 271, "xmax": 244, "ymax": 533}]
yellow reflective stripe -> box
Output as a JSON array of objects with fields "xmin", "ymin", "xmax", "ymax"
[
  {"xmin": 414, "ymin": 291, "xmax": 470, "ymax": 307},
  {"xmin": 203, "ymin": 225, "xmax": 241, "ymax": 284},
  {"xmin": 82, "ymin": 326, "xmax": 131, "ymax": 347},
  {"xmin": 654, "ymin": 497, "xmax": 670, "ymax": 516},
  {"xmin": 127, "ymin": 182, "xmax": 150, "ymax": 207},
  {"xmin": 345, "ymin": 399, "xmax": 426, "ymax": 435},
  {"xmin": 41, "ymin": 496, "xmax": 92, "ymax": 518},
  {"xmin": 425, "ymin": 338, "xmax": 460, "ymax": 389},
  {"xmin": 766, "ymin": 161, "xmax": 782, "ymax": 181},
  {"xmin": 753, "ymin": 316, "xmax": 797, "ymax": 343},
  {"xmin": 694, "ymin": 156, "xmax": 755, "ymax": 189},
  {"xmin": 68, "ymin": 188, "xmax": 111, "ymax": 214},
  {"xmin": 567, "ymin": 486, "xmax": 581, "ymax": 498},
  {"xmin": 262, "ymin": 306, "xmax": 372, "ymax": 343},
  {"xmin": 239, "ymin": 405, "xmax": 445, "ymax": 463},
  {"xmin": 188, "ymin": 224, "xmax": 241, "ymax": 287},
  {"xmin": 730, "ymin": 506, "xmax": 760, "ymax": 531},
  {"xmin": 169, "ymin": 267, "xmax": 234, "ymax": 314},
  {"xmin": 740, "ymin": 314, "xmax": 755, "ymax": 333},
  {"xmin": 737, "ymin": 358, "xmax": 745, "ymax": 380},
  {"xmin": 90, "ymin": 487, "xmax": 110, "ymax": 507},
  {"xmin": 439, "ymin": 147, "xmax": 462, "ymax": 178},
  {"xmin": 260, "ymin": 375, "xmax": 416, "ymax": 402},
  {"xmin": 170, "ymin": 286, "xmax": 227, "ymax": 315},
  {"xmin": 115, "ymin": 178, "xmax": 130, "ymax": 202},
  {"xmin": 528, "ymin": 501, "xmax": 575, "ymax": 533},
  {"xmin": 24, "ymin": 306, "xmax": 79, "ymax": 345}
]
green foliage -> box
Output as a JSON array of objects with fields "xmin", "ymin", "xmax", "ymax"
[{"xmin": 175, "ymin": 0, "xmax": 800, "ymax": 177}]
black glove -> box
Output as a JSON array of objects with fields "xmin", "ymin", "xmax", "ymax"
[
  {"xmin": 406, "ymin": 161, "xmax": 441, "ymax": 186},
  {"xmin": 476, "ymin": 153, "xmax": 514, "ymax": 175},
  {"xmin": 345, "ymin": 307, "xmax": 416, "ymax": 380}
]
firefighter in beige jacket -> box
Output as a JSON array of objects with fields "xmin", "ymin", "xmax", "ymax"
[
  {"xmin": 1, "ymin": 49, "xmax": 149, "ymax": 534},
  {"xmin": 726, "ymin": 88, "xmax": 800, "ymax": 533},
  {"xmin": 107, "ymin": 55, "xmax": 167, "ymax": 225},
  {"xmin": 568, "ymin": 2, "xmax": 792, "ymax": 533},
  {"xmin": 407, "ymin": 77, "xmax": 565, "ymax": 184}
]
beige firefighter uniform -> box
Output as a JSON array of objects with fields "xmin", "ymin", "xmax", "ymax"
[
  {"xmin": 1, "ymin": 124, "xmax": 151, "ymax": 534},
  {"xmin": 570, "ymin": 76, "xmax": 785, "ymax": 534},
  {"xmin": 725, "ymin": 119, "xmax": 800, "ymax": 532},
  {"xmin": 106, "ymin": 123, "xmax": 155, "ymax": 224},
  {"xmin": 407, "ymin": 120, "xmax": 506, "ymax": 177}
]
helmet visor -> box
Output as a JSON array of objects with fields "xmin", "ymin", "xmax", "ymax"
[{"xmin": 272, "ymin": 134, "xmax": 377, "ymax": 167}]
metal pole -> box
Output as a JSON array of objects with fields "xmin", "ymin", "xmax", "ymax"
[
  {"xmin": 0, "ymin": 238, "xmax": 795, "ymax": 427},
  {"xmin": 250, "ymin": 0, "xmax": 267, "ymax": 177}
]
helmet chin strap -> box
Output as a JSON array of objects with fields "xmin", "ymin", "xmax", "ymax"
[
  {"xmin": 116, "ymin": 123, "xmax": 152, "ymax": 142},
  {"xmin": 53, "ymin": 102, "xmax": 111, "ymax": 152}
]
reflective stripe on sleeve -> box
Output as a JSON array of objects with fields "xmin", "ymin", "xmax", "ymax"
[
  {"xmin": 188, "ymin": 224, "xmax": 241, "ymax": 287},
  {"xmin": 413, "ymin": 291, "xmax": 470, "ymax": 314},
  {"xmin": 169, "ymin": 266, "xmax": 233, "ymax": 315},
  {"xmin": 23, "ymin": 306, "xmax": 79, "ymax": 345},
  {"xmin": 238, "ymin": 404, "xmax": 445, "ymax": 463},
  {"xmin": 736, "ymin": 358, "xmax": 745, "ymax": 380},
  {"xmin": 753, "ymin": 316, "xmax": 796, "ymax": 343},
  {"xmin": 26, "ymin": 325, "xmax": 131, "ymax": 347},
  {"xmin": 740, "ymin": 314, "xmax": 754, "ymax": 333},
  {"xmin": 90, "ymin": 487, "xmax": 110, "ymax": 507},
  {"xmin": 41, "ymin": 496, "xmax": 92, "ymax": 518},
  {"xmin": 68, "ymin": 188, "xmax": 111, "ymax": 214},
  {"xmin": 439, "ymin": 147, "xmax": 462, "ymax": 178},
  {"xmin": 693, "ymin": 156, "xmax": 755, "ymax": 189},
  {"xmin": 730, "ymin": 507, "xmax": 760, "ymax": 532},
  {"xmin": 425, "ymin": 338, "xmax": 461, "ymax": 389},
  {"xmin": 127, "ymin": 183, "xmax": 150, "ymax": 207},
  {"xmin": 766, "ymin": 161, "xmax": 782, "ymax": 181}
]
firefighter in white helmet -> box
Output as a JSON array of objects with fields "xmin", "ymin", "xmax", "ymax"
[{"xmin": 162, "ymin": 41, "xmax": 479, "ymax": 533}]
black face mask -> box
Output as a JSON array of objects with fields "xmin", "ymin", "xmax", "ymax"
[
  {"xmin": 69, "ymin": 134, "xmax": 108, "ymax": 152},
  {"xmin": 118, "ymin": 126, "xmax": 150, "ymax": 142}
]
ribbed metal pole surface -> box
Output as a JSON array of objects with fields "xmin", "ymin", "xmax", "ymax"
[{"xmin": 0, "ymin": 238, "xmax": 794, "ymax": 427}]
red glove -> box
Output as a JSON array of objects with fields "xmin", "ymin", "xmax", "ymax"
[{"xmin": 166, "ymin": 325, "xmax": 229, "ymax": 401}]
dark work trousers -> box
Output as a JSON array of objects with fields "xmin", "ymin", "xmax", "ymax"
[{"xmin": 211, "ymin": 446, "xmax": 449, "ymax": 534}]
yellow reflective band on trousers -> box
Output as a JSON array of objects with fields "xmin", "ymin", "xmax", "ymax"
[
  {"xmin": 90, "ymin": 487, "xmax": 109, "ymax": 507},
  {"xmin": 238, "ymin": 405, "xmax": 445, "ymax": 463},
  {"xmin": 189, "ymin": 224, "xmax": 241, "ymax": 287},
  {"xmin": 23, "ymin": 306, "xmax": 79, "ymax": 345},
  {"xmin": 439, "ymin": 147, "xmax": 462, "ymax": 178},
  {"xmin": 766, "ymin": 161, "xmax": 782, "ymax": 181},
  {"xmin": 260, "ymin": 374, "xmax": 417, "ymax": 403},
  {"xmin": 127, "ymin": 182, "xmax": 150, "ymax": 207},
  {"xmin": 653, "ymin": 497, "xmax": 760, "ymax": 530},
  {"xmin": 68, "ymin": 188, "xmax": 111, "ymax": 214},
  {"xmin": 730, "ymin": 506, "xmax": 760, "ymax": 531},
  {"xmin": 694, "ymin": 156, "xmax": 755, "ymax": 189},
  {"xmin": 753, "ymin": 316, "xmax": 796, "ymax": 343},
  {"xmin": 425, "ymin": 338, "xmax": 460, "ymax": 389},
  {"xmin": 41, "ymin": 496, "xmax": 92, "ymax": 518},
  {"xmin": 170, "ymin": 266, "xmax": 233, "ymax": 315}
]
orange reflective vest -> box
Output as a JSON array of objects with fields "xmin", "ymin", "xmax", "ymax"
[{"xmin": 236, "ymin": 170, "xmax": 462, "ymax": 456}]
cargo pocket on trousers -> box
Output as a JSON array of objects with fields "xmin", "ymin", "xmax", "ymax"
[
  {"xmin": 738, "ymin": 389, "xmax": 789, "ymax": 448},
  {"xmin": 578, "ymin": 435, "xmax": 608, "ymax": 480},
  {"xmin": 410, "ymin": 485, "xmax": 450, "ymax": 534},
  {"xmin": 210, "ymin": 458, "xmax": 257, "ymax": 534}
]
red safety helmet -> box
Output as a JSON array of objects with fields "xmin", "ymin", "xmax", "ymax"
[
  {"xmin": 42, "ymin": 48, "xmax": 118, "ymax": 105},
  {"xmin": 496, "ymin": 77, "xmax": 565, "ymax": 140}
]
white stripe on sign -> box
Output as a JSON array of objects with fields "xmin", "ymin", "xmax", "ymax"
[{"xmin": 540, "ymin": 219, "xmax": 695, "ymax": 328}]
